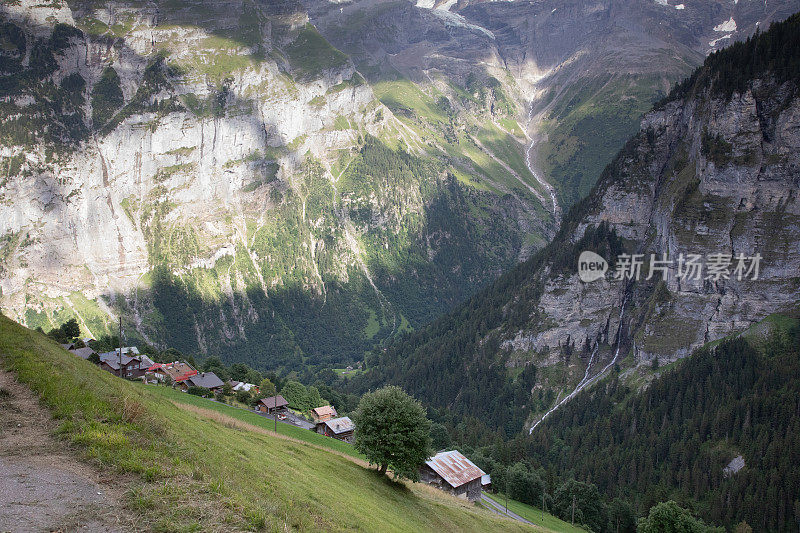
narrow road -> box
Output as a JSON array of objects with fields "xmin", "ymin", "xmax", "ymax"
[{"xmin": 480, "ymin": 493, "xmax": 533, "ymax": 526}]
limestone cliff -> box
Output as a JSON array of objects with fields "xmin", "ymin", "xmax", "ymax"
[{"xmin": 0, "ymin": 0, "xmax": 545, "ymax": 367}]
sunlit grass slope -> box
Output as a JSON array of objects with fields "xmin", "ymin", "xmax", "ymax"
[{"xmin": 0, "ymin": 314, "xmax": 542, "ymax": 532}]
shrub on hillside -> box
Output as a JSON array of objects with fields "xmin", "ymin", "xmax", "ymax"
[{"xmin": 187, "ymin": 386, "xmax": 210, "ymax": 397}]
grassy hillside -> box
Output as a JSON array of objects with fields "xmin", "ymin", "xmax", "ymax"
[
  {"xmin": 0, "ymin": 313, "xmax": 543, "ymax": 532},
  {"xmin": 537, "ymin": 73, "xmax": 676, "ymax": 207},
  {"xmin": 143, "ymin": 385, "xmax": 363, "ymax": 460},
  {"xmin": 482, "ymin": 493, "xmax": 586, "ymax": 533}
]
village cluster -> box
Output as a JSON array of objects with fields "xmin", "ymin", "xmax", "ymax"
[{"xmin": 60, "ymin": 342, "xmax": 492, "ymax": 502}]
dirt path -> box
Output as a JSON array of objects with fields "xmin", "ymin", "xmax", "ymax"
[{"xmin": 0, "ymin": 369, "xmax": 132, "ymax": 533}]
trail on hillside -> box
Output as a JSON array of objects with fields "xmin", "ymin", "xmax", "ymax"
[
  {"xmin": 0, "ymin": 369, "xmax": 132, "ymax": 532},
  {"xmin": 529, "ymin": 299, "xmax": 627, "ymax": 434}
]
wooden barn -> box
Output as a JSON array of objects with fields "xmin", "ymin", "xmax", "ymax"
[
  {"xmin": 419, "ymin": 450, "xmax": 486, "ymax": 502},
  {"xmin": 258, "ymin": 395, "xmax": 289, "ymax": 415},
  {"xmin": 315, "ymin": 416, "xmax": 355, "ymax": 443},
  {"xmin": 311, "ymin": 405, "xmax": 337, "ymax": 423}
]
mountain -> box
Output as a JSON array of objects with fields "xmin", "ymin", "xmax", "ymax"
[
  {"xmin": 0, "ymin": 0, "xmax": 553, "ymax": 369},
  {"xmin": 354, "ymin": 12, "xmax": 800, "ymax": 434},
  {"xmin": 1, "ymin": 0, "xmax": 798, "ymax": 371},
  {"xmin": 303, "ymin": 0, "xmax": 800, "ymax": 206}
]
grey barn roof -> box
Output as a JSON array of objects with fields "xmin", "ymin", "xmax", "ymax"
[
  {"xmin": 324, "ymin": 416, "xmax": 355, "ymax": 434},
  {"xmin": 99, "ymin": 352, "xmax": 136, "ymax": 366},
  {"xmin": 186, "ymin": 372, "xmax": 224, "ymax": 390}
]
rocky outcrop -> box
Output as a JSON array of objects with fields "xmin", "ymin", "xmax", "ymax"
[{"xmin": 512, "ymin": 76, "xmax": 800, "ymax": 371}]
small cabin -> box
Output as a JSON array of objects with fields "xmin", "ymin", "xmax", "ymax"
[
  {"xmin": 259, "ymin": 395, "xmax": 289, "ymax": 414},
  {"xmin": 316, "ymin": 416, "xmax": 355, "ymax": 443},
  {"xmin": 311, "ymin": 405, "xmax": 337, "ymax": 423},
  {"xmin": 419, "ymin": 450, "xmax": 485, "ymax": 502}
]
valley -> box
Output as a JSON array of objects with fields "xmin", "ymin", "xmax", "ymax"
[{"xmin": 1, "ymin": 0, "xmax": 800, "ymax": 531}]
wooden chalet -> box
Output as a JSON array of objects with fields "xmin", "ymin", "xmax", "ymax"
[
  {"xmin": 315, "ymin": 416, "xmax": 355, "ymax": 443},
  {"xmin": 311, "ymin": 405, "xmax": 337, "ymax": 423},
  {"xmin": 258, "ymin": 395, "xmax": 289, "ymax": 414}
]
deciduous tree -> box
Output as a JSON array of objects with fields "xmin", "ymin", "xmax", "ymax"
[{"xmin": 352, "ymin": 386, "xmax": 431, "ymax": 480}]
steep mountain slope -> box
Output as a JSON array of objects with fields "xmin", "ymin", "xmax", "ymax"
[
  {"xmin": 305, "ymin": 0, "xmax": 800, "ymax": 207},
  {"xmin": 2, "ymin": 0, "xmax": 798, "ymax": 371},
  {"xmin": 354, "ymin": 13, "xmax": 800, "ymax": 434},
  {"xmin": 0, "ymin": 313, "xmax": 538, "ymax": 532},
  {"xmin": 526, "ymin": 316, "xmax": 800, "ymax": 531},
  {"xmin": 0, "ymin": 0, "xmax": 550, "ymax": 369}
]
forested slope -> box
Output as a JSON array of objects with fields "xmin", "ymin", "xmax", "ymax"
[{"xmin": 526, "ymin": 317, "xmax": 800, "ymax": 531}]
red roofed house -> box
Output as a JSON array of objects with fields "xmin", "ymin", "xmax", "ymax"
[
  {"xmin": 147, "ymin": 361, "xmax": 197, "ymax": 384},
  {"xmin": 419, "ymin": 450, "xmax": 486, "ymax": 502}
]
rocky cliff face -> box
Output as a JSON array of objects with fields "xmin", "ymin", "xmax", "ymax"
[
  {"xmin": 359, "ymin": 15, "xmax": 800, "ymax": 432},
  {"xmin": 0, "ymin": 0, "xmax": 546, "ymax": 367},
  {"xmin": 511, "ymin": 77, "xmax": 800, "ymax": 369},
  {"xmin": 1, "ymin": 0, "xmax": 798, "ymax": 372}
]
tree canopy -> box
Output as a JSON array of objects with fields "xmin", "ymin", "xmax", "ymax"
[
  {"xmin": 352, "ymin": 386, "xmax": 431, "ymax": 480},
  {"xmin": 638, "ymin": 501, "xmax": 723, "ymax": 533}
]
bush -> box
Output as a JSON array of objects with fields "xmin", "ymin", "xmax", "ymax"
[
  {"xmin": 235, "ymin": 389, "xmax": 252, "ymax": 405},
  {"xmin": 553, "ymin": 479, "xmax": 607, "ymax": 532},
  {"xmin": 638, "ymin": 501, "xmax": 724, "ymax": 533},
  {"xmin": 281, "ymin": 380, "xmax": 326, "ymax": 413},
  {"xmin": 47, "ymin": 318, "xmax": 81, "ymax": 343},
  {"xmin": 187, "ymin": 386, "xmax": 210, "ymax": 397},
  {"xmin": 506, "ymin": 462, "xmax": 545, "ymax": 507}
]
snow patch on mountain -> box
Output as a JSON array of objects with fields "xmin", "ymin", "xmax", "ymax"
[
  {"xmin": 427, "ymin": 9, "xmax": 495, "ymax": 39},
  {"xmin": 714, "ymin": 16, "xmax": 737, "ymax": 32}
]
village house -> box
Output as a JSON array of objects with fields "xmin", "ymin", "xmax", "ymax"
[
  {"xmin": 481, "ymin": 474, "xmax": 492, "ymax": 493},
  {"xmin": 180, "ymin": 372, "xmax": 224, "ymax": 393},
  {"xmin": 315, "ymin": 416, "xmax": 355, "ymax": 443},
  {"xmin": 311, "ymin": 405, "xmax": 337, "ymax": 424},
  {"xmin": 97, "ymin": 350, "xmax": 152, "ymax": 379},
  {"xmin": 98, "ymin": 353, "xmax": 145, "ymax": 379},
  {"xmin": 258, "ymin": 395, "xmax": 289, "ymax": 415},
  {"xmin": 419, "ymin": 450, "xmax": 486, "ymax": 502},
  {"xmin": 228, "ymin": 380, "xmax": 259, "ymax": 394},
  {"xmin": 147, "ymin": 361, "xmax": 197, "ymax": 384},
  {"xmin": 64, "ymin": 344, "xmax": 97, "ymax": 360}
]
